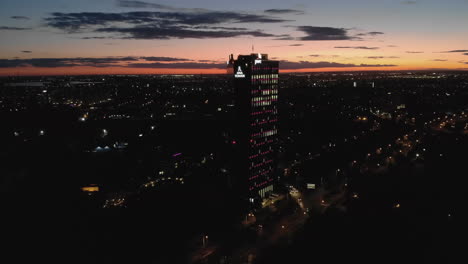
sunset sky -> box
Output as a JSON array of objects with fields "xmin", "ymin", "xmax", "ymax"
[{"xmin": 1, "ymin": 0, "xmax": 468, "ymax": 75}]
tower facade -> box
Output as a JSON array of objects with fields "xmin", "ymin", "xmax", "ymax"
[{"xmin": 228, "ymin": 53, "xmax": 279, "ymax": 200}]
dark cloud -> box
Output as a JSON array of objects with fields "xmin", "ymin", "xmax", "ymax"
[
  {"xmin": 280, "ymin": 60, "xmax": 396, "ymax": 69},
  {"xmin": 128, "ymin": 60, "xmax": 396, "ymax": 70},
  {"xmin": 406, "ymin": 51, "xmax": 424, "ymax": 53},
  {"xmin": 266, "ymin": 43, "xmax": 304, "ymax": 47},
  {"xmin": 294, "ymin": 27, "xmax": 384, "ymax": 41},
  {"xmin": 308, "ymin": 55, "xmax": 340, "ymax": 58},
  {"xmin": 189, "ymin": 26, "xmax": 248, "ymax": 31},
  {"xmin": 432, "ymin": 59, "xmax": 448, "ymax": 62},
  {"xmin": 296, "ymin": 26, "xmax": 354, "ymax": 41},
  {"xmin": 335, "ymin": 46, "xmax": 380, "ymax": 50},
  {"xmin": 21, "ymin": 51, "xmax": 32, "ymax": 53},
  {"xmin": 44, "ymin": 10, "xmax": 290, "ymax": 40},
  {"xmin": 11, "ymin": 16, "xmax": 30, "ymax": 20},
  {"xmin": 197, "ymin": 59, "xmax": 221, "ymax": 63},
  {"xmin": 0, "ymin": 26, "xmax": 31, "ymax": 30},
  {"xmin": 439, "ymin": 50, "xmax": 468, "ymax": 53},
  {"xmin": 309, "ymin": 55, "xmax": 340, "ymax": 58},
  {"xmin": 401, "ymin": 1, "xmax": 417, "ymax": 4},
  {"xmin": 116, "ymin": 0, "xmax": 207, "ymax": 12},
  {"xmin": 44, "ymin": 12, "xmax": 158, "ymax": 31},
  {"xmin": 117, "ymin": 0, "xmax": 171, "ymax": 9},
  {"xmin": 81, "ymin": 36, "xmax": 108, "ymax": 39},
  {"xmin": 0, "ymin": 56, "xmax": 195, "ymax": 68},
  {"xmin": 464, "ymin": 53, "xmax": 468, "ymax": 56},
  {"xmin": 96, "ymin": 25, "xmax": 277, "ymax": 39},
  {"xmin": 142, "ymin": 56, "xmax": 190, "ymax": 62},
  {"xmin": 0, "ymin": 57, "xmax": 397, "ymax": 70},
  {"xmin": 126, "ymin": 62, "xmax": 226, "ymax": 69},
  {"xmin": 0, "ymin": 57, "xmax": 140, "ymax": 68},
  {"xmin": 264, "ymin": 9, "xmax": 304, "ymax": 15},
  {"xmin": 367, "ymin": 56, "xmax": 399, "ymax": 59},
  {"xmin": 387, "ymin": 45, "xmax": 398, "ymax": 47},
  {"xmin": 45, "ymin": 11, "xmax": 290, "ymax": 32},
  {"xmin": 357, "ymin": 31, "xmax": 384, "ymax": 37}
]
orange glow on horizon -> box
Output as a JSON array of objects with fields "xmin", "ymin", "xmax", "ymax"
[{"xmin": 0, "ymin": 64, "xmax": 466, "ymax": 76}]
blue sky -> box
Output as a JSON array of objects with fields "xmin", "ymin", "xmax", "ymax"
[{"xmin": 1, "ymin": 0, "xmax": 468, "ymax": 75}]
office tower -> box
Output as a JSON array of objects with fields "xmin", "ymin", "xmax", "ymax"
[{"xmin": 228, "ymin": 53, "xmax": 279, "ymax": 200}]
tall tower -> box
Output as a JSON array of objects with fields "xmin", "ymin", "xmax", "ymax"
[{"xmin": 228, "ymin": 53, "xmax": 279, "ymax": 200}]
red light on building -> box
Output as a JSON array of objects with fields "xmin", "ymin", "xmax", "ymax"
[{"xmin": 229, "ymin": 53, "xmax": 278, "ymax": 199}]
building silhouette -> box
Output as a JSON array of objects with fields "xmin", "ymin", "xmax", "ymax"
[{"xmin": 228, "ymin": 53, "xmax": 279, "ymax": 201}]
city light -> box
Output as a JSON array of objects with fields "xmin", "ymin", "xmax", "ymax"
[{"xmin": 1, "ymin": 1, "xmax": 466, "ymax": 261}]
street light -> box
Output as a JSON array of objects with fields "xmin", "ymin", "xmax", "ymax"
[{"xmin": 202, "ymin": 235, "xmax": 208, "ymax": 248}]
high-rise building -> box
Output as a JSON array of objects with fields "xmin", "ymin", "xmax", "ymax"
[{"xmin": 228, "ymin": 53, "xmax": 279, "ymax": 200}]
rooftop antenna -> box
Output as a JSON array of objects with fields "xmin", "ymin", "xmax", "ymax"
[{"xmin": 252, "ymin": 45, "xmax": 254, "ymax": 53}]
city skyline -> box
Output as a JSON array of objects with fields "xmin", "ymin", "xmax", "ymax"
[
  {"xmin": 1, "ymin": 0, "xmax": 468, "ymax": 75},
  {"xmin": 2, "ymin": 2, "xmax": 468, "ymax": 263}
]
